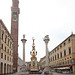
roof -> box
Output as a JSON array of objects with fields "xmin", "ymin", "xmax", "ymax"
[
  {"xmin": 49, "ymin": 34, "xmax": 75, "ymax": 54},
  {"xmin": 0, "ymin": 19, "xmax": 14, "ymax": 42}
]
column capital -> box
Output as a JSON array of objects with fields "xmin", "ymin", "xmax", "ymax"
[
  {"xmin": 21, "ymin": 35, "xmax": 27, "ymax": 43},
  {"xmin": 43, "ymin": 35, "xmax": 50, "ymax": 44}
]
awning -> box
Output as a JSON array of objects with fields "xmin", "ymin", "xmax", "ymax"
[{"xmin": 54, "ymin": 66, "xmax": 70, "ymax": 69}]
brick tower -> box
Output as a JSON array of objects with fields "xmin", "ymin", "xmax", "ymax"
[{"xmin": 11, "ymin": 0, "xmax": 20, "ymax": 72}]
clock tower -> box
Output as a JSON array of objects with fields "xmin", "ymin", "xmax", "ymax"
[{"xmin": 11, "ymin": 0, "xmax": 20, "ymax": 72}]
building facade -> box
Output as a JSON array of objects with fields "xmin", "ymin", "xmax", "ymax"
[
  {"xmin": 18, "ymin": 57, "xmax": 23, "ymax": 72},
  {"xmin": 39, "ymin": 56, "xmax": 46, "ymax": 70},
  {"xmin": 0, "ymin": 20, "xmax": 14, "ymax": 74},
  {"xmin": 18, "ymin": 57, "xmax": 29, "ymax": 72},
  {"xmin": 11, "ymin": 0, "xmax": 20, "ymax": 72},
  {"xmin": 39, "ymin": 34, "xmax": 75, "ymax": 73}
]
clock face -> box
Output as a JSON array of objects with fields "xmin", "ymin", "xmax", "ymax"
[{"xmin": 13, "ymin": 12, "xmax": 18, "ymax": 22}]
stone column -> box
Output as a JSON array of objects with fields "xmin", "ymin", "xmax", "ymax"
[
  {"xmin": 3, "ymin": 63, "xmax": 4, "ymax": 74},
  {"xmin": 43, "ymin": 35, "xmax": 49, "ymax": 67},
  {"xmin": 21, "ymin": 35, "xmax": 27, "ymax": 65},
  {"xmin": 42, "ymin": 35, "xmax": 53, "ymax": 75},
  {"xmin": 21, "ymin": 35, "xmax": 27, "ymax": 72},
  {"xmin": 6, "ymin": 64, "xmax": 7, "ymax": 74}
]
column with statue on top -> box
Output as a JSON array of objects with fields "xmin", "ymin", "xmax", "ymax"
[
  {"xmin": 21, "ymin": 35, "xmax": 27, "ymax": 72},
  {"xmin": 30, "ymin": 37, "xmax": 38, "ymax": 72},
  {"xmin": 42, "ymin": 35, "xmax": 53, "ymax": 75}
]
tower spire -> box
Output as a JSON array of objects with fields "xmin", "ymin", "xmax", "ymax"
[
  {"xmin": 32, "ymin": 37, "xmax": 35, "ymax": 51},
  {"xmin": 11, "ymin": 0, "xmax": 20, "ymax": 72}
]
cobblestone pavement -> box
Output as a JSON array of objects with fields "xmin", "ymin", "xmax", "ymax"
[{"xmin": 8, "ymin": 72, "xmax": 75, "ymax": 75}]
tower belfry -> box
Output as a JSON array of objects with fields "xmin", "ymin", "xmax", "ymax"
[
  {"xmin": 12, "ymin": 0, "xmax": 19, "ymax": 7},
  {"xmin": 30, "ymin": 38, "xmax": 38, "ymax": 72},
  {"xmin": 11, "ymin": 0, "xmax": 20, "ymax": 72}
]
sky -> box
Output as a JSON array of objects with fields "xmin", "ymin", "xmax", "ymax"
[{"xmin": 0, "ymin": 0, "xmax": 75, "ymax": 62}]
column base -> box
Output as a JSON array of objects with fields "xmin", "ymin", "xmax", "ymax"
[{"xmin": 42, "ymin": 66, "xmax": 53, "ymax": 75}]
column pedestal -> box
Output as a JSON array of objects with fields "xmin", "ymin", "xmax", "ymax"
[{"xmin": 42, "ymin": 66, "xmax": 53, "ymax": 75}]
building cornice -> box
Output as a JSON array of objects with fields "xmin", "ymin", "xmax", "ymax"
[{"xmin": 0, "ymin": 19, "xmax": 14, "ymax": 42}]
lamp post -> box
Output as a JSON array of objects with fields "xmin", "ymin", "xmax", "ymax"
[{"xmin": 42, "ymin": 35, "xmax": 53, "ymax": 75}]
